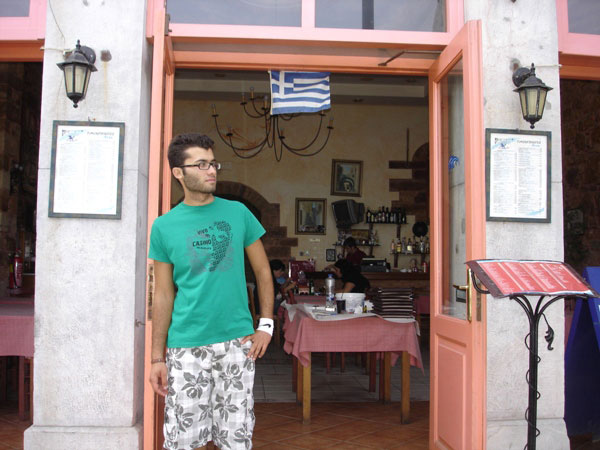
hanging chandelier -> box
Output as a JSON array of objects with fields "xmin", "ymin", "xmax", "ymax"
[{"xmin": 211, "ymin": 88, "xmax": 334, "ymax": 161}]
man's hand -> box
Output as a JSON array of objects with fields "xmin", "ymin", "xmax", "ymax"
[
  {"xmin": 149, "ymin": 362, "xmax": 168, "ymax": 396},
  {"xmin": 241, "ymin": 330, "xmax": 272, "ymax": 360}
]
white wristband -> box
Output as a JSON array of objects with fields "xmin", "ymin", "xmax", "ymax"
[{"xmin": 257, "ymin": 318, "xmax": 274, "ymax": 336}]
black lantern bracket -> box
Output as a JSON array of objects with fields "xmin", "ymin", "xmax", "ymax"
[
  {"xmin": 466, "ymin": 260, "xmax": 598, "ymax": 450},
  {"xmin": 56, "ymin": 40, "xmax": 97, "ymax": 108},
  {"xmin": 512, "ymin": 63, "xmax": 553, "ymax": 130}
]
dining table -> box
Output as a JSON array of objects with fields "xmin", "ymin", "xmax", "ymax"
[
  {"xmin": 282, "ymin": 294, "xmax": 422, "ymax": 424},
  {"xmin": 0, "ymin": 296, "xmax": 34, "ymax": 420}
]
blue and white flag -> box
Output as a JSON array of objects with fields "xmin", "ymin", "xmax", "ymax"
[{"xmin": 270, "ymin": 71, "xmax": 331, "ymax": 115}]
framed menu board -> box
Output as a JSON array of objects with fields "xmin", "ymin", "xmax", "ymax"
[
  {"xmin": 49, "ymin": 121, "xmax": 125, "ymax": 219},
  {"xmin": 485, "ymin": 128, "xmax": 551, "ymax": 222}
]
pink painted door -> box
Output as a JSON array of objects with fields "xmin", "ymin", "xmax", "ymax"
[{"xmin": 428, "ymin": 21, "xmax": 487, "ymax": 449}]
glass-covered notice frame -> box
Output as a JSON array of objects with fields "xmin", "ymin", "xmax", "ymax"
[
  {"xmin": 485, "ymin": 128, "xmax": 551, "ymax": 223},
  {"xmin": 49, "ymin": 121, "xmax": 125, "ymax": 219}
]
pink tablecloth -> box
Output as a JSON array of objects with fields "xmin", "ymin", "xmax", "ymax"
[
  {"xmin": 0, "ymin": 302, "xmax": 34, "ymax": 357},
  {"xmin": 283, "ymin": 307, "xmax": 422, "ymax": 369}
]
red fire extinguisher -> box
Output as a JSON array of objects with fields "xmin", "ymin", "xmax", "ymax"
[{"xmin": 9, "ymin": 250, "xmax": 23, "ymax": 289}]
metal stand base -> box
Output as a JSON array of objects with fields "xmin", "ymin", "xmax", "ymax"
[{"xmin": 508, "ymin": 294, "xmax": 570, "ymax": 450}]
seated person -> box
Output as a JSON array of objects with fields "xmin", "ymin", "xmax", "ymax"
[
  {"xmin": 326, "ymin": 258, "xmax": 371, "ymax": 294},
  {"xmin": 255, "ymin": 259, "xmax": 296, "ymax": 315},
  {"xmin": 343, "ymin": 237, "xmax": 367, "ymax": 267}
]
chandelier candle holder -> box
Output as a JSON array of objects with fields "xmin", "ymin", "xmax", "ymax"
[{"xmin": 211, "ymin": 87, "xmax": 333, "ymax": 161}]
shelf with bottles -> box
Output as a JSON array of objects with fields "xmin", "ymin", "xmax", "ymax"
[
  {"xmin": 388, "ymin": 235, "xmax": 430, "ymax": 256},
  {"xmin": 365, "ymin": 206, "xmax": 407, "ymax": 225}
]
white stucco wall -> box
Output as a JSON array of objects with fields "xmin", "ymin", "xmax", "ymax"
[
  {"xmin": 24, "ymin": 1, "xmax": 151, "ymax": 448},
  {"xmin": 464, "ymin": 1, "xmax": 568, "ymax": 448}
]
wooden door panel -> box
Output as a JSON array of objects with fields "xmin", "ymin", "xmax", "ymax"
[
  {"xmin": 436, "ymin": 338, "xmax": 467, "ymax": 449},
  {"xmin": 429, "ymin": 20, "xmax": 485, "ymax": 450}
]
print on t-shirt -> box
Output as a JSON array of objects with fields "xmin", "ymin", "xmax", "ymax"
[{"xmin": 188, "ymin": 220, "xmax": 234, "ymax": 272}]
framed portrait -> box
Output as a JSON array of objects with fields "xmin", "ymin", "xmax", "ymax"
[
  {"xmin": 331, "ymin": 159, "xmax": 362, "ymax": 197},
  {"xmin": 296, "ymin": 198, "xmax": 326, "ymax": 234}
]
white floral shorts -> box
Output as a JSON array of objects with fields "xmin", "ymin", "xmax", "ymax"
[{"xmin": 163, "ymin": 338, "xmax": 255, "ymax": 450}]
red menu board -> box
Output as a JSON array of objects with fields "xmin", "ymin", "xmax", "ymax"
[{"xmin": 466, "ymin": 260, "xmax": 598, "ymax": 298}]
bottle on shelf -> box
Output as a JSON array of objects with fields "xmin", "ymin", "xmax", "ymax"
[
  {"xmin": 390, "ymin": 239, "xmax": 396, "ymax": 254},
  {"xmin": 406, "ymin": 238, "xmax": 414, "ymax": 254}
]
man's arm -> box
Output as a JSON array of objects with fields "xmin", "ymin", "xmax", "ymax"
[
  {"xmin": 148, "ymin": 260, "xmax": 175, "ymax": 396},
  {"xmin": 242, "ymin": 239, "xmax": 273, "ymax": 359}
]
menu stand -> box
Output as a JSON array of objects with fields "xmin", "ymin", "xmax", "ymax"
[{"xmin": 466, "ymin": 260, "xmax": 599, "ymax": 450}]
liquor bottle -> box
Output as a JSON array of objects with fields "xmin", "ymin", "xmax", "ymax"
[
  {"xmin": 390, "ymin": 239, "xmax": 396, "ymax": 254},
  {"xmin": 406, "ymin": 238, "xmax": 413, "ymax": 254}
]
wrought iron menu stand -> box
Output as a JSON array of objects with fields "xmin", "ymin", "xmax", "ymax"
[{"xmin": 466, "ymin": 260, "xmax": 598, "ymax": 450}]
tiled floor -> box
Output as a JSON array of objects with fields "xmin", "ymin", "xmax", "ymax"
[
  {"xmin": 254, "ymin": 343, "xmax": 430, "ymax": 404},
  {"xmin": 1, "ymin": 341, "xmax": 597, "ymax": 449},
  {"xmin": 0, "ymin": 404, "xmax": 29, "ymax": 450}
]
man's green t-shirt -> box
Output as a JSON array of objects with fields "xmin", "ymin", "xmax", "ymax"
[{"xmin": 148, "ymin": 197, "xmax": 265, "ymax": 348}]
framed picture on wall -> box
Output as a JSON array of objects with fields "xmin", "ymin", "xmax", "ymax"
[
  {"xmin": 331, "ymin": 159, "xmax": 362, "ymax": 197},
  {"xmin": 325, "ymin": 248, "xmax": 336, "ymax": 261},
  {"xmin": 296, "ymin": 198, "xmax": 326, "ymax": 234}
]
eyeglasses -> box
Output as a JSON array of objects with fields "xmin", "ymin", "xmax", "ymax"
[{"xmin": 179, "ymin": 161, "xmax": 222, "ymax": 171}]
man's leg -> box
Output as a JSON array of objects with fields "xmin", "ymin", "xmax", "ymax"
[
  {"xmin": 210, "ymin": 338, "xmax": 256, "ymax": 450},
  {"xmin": 164, "ymin": 347, "xmax": 215, "ymax": 449}
]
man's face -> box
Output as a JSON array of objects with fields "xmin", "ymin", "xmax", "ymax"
[{"xmin": 177, "ymin": 146, "xmax": 218, "ymax": 194}]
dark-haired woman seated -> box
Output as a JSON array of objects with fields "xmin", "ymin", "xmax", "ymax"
[{"xmin": 254, "ymin": 259, "xmax": 296, "ymax": 315}]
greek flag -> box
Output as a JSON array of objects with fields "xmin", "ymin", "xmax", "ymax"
[{"xmin": 270, "ymin": 71, "xmax": 331, "ymax": 115}]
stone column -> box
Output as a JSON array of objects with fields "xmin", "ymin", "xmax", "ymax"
[
  {"xmin": 464, "ymin": 1, "xmax": 569, "ymax": 448},
  {"xmin": 24, "ymin": 1, "xmax": 151, "ymax": 448}
]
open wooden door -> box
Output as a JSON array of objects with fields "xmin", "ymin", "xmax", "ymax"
[
  {"xmin": 143, "ymin": 4, "xmax": 175, "ymax": 450},
  {"xmin": 428, "ymin": 20, "xmax": 486, "ymax": 449}
]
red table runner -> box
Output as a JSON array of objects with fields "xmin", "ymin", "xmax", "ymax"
[
  {"xmin": 0, "ymin": 302, "xmax": 34, "ymax": 357},
  {"xmin": 283, "ymin": 307, "xmax": 422, "ymax": 369}
]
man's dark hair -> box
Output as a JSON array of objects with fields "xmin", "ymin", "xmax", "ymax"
[
  {"xmin": 269, "ymin": 259, "xmax": 286, "ymax": 272},
  {"xmin": 167, "ymin": 133, "xmax": 215, "ymax": 170},
  {"xmin": 342, "ymin": 237, "xmax": 357, "ymax": 248}
]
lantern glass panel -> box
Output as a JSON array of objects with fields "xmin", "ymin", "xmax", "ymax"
[
  {"xmin": 74, "ymin": 64, "xmax": 88, "ymax": 95},
  {"xmin": 63, "ymin": 65, "xmax": 74, "ymax": 94},
  {"xmin": 525, "ymin": 88, "xmax": 539, "ymax": 118},
  {"xmin": 537, "ymin": 89, "xmax": 548, "ymax": 116},
  {"xmin": 519, "ymin": 90, "xmax": 527, "ymax": 117}
]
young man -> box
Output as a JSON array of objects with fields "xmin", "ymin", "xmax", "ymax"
[
  {"xmin": 342, "ymin": 237, "xmax": 367, "ymax": 267},
  {"xmin": 148, "ymin": 133, "xmax": 274, "ymax": 450}
]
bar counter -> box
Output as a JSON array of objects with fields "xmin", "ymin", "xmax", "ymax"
[
  {"xmin": 363, "ymin": 271, "xmax": 429, "ymax": 292},
  {"xmin": 307, "ymin": 270, "xmax": 429, "ymax": 294}
]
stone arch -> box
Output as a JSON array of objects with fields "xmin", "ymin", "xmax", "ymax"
[{"xmin": 215, "ymin": 181, "xmax": 298, "ymax": 266}]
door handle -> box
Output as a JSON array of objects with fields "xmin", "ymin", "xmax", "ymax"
[{"xmin": 452, "ymin": 268, "xmax": 473, "ymax": 322}]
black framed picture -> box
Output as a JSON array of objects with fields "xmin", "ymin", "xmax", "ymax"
[
  {"xmin": 325, "ymin": 248, "xmax": 336, "ymax": 261},
  {"xmin": 485, "ymin": 128, "xmax": 551, "ymax": 223},
  {"xmin": 49, "ymin": 120, "xmax": 125, "ymax": 219}
]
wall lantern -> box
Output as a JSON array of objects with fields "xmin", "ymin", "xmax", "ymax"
[
  {"xmin": 56, "ymin": 40, "xmax": 97, "ymax": 108},
  {"xmin": 512, "ymin": 63, "xmax": 552, "ymax": 129}
]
